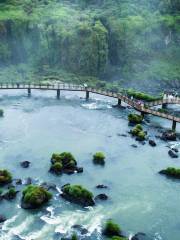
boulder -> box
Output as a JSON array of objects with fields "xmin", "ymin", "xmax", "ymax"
[
  {"xmin": 131, "ymin": 144, "xmax": 138, "ymax": 148},
  {"xmin": 3, "ymin": 188, "xmax": 19, "ymax": 200},
  {"xmin": 24, "ymin": 177, "xmax": 32, "ymax": 185},
  {"xmin": 40, "ymin": 182, "xmax": 57, "ymax": 191},
  {"xmin": 72, "ymin": 224, "xmax": 88, "ymax": 235},
  {"xmin": 132, "ymin": 232, "xmax": 152, "ymax": 240},
  {"xmin": 161, "ymin": 130, "xmax": 176, "ymax": 141},
  {"xmin": 96, "ymin": 184, "xmax": 108, "ymax": 189},
  {"xmin": 95, "ymin": 193, "xmax": 108, "ymax": 201},
  {"xmin": 20, "ymin": 161, "xmax": 31, "ymax": 168},
  {"xmin": 149, "ymin": 140, "xmax": 156, "ymax": 147},
  {"xmin": 0, "ymin": 215, "xmax": 6, "ymax": 223},
  {"xmin": 15, "ymin": 179, "xmax": 22, "ymax": 185},
  {"xmin": 168, "ymin": 150, "xmax": 178, "ymax": 158}
]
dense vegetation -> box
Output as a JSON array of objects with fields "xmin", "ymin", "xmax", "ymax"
[
  {"xmin": 0, "ymin": 169, "xmax": 12, "ymax": 186},
  {"xmin": 0, "ymin": 0, "xmax": 179, "ymax": 92},
  {"xmin": 159, "ymin": 167, "xmax": 180, "ymax": 178},
  {"xmin": 21, "ymin": 185, "xmax": 52, "ymax": 209}
]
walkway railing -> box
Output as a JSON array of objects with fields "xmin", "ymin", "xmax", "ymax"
[{"xmin": 0, "ymin": 83, "xmax": 179, "ymax": 123}]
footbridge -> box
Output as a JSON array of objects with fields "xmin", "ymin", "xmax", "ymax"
[{"xmin": 0, "ymin": 83, "xmax": 179, "ymax": 131}]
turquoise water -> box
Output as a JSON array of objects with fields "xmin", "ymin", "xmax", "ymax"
[{"xmin": 0, "ymin": 89, "xmax": 179, "ymax": 240}]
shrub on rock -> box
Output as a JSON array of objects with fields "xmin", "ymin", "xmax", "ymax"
[
  {"xmin": 61, "ymin": 184, "xmax": 95, "ymax": 207},
  {"xmin": 0, "ymin": 169, "xmax": 12, "ymax": 186},
  {"xmin": 103, "ymin": 220, "xmax": 121, "ymax": 237},
  {"xmin": 93, "ymin": 152, "xmax": 105, "ymax": 165},
  {"xmin": 50, "ymin": 152, "xmax": 82, "ymax": 175},
  {"xmin": 50, "ymin": 162, "xmax": 63, "ymax": 174},
  {"xmin": 128, "ymin": 114, "xmax": 143, "ymax": 124},
  {"xmin": 21, "ymin": 185, "xmax": 52, "ymax": 209},
  {"xmin": 130, "ymin": 124, "xmax": 146, "ymax": 141},
  {"xmin": 159, "ymin": 167, "xmax": 180, "ymax": 179}
]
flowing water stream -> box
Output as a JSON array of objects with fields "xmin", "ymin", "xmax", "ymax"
[{"xmin": 0, "ymin": 90, "xmax": 179, "ymax": 240}]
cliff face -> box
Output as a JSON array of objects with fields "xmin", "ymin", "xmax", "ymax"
[{"xmin": 0, "ymin": 0, "xmax": 179, "ymax": 91}]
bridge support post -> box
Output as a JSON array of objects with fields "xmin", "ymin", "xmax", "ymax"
[
  {"xmin": 141, "ymin": 112, "xmax": 145, "ymax": 118},
  {"xmin": 172, "ymin": 120, "xmax": 176, "ymax": 131},
  {"xmin": 86, "ymin": 90, "xmax": 89, "ymax": 100},
  {"xmin": 162, "ymin": 103, "xmax": 167, "ymax": 109},
  {"xmin": 28, "ymin": 88, "xmax": 31, "ymax": 97},
  {"xmin": 57, "ymin": 89, "xmax": 60, "ymax": 99},
  {"xmin": 118, "ymin": 99, "xmax": 121, "ymax": 106}
]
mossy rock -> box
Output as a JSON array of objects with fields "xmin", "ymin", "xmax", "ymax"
[
  {"xmin": 50, "ymin": 152, "xmax": 82, "ymax": 175},
  {"xmin": 0, "ymin": 169, "xmax": 12, "ymax": 186},
  {"xmin": 50, "ymin": 162, "xmax": 63, "ymax": 175},
  {"xmin": 159, "ymin": 167, "xmax": 180, "ymax": 179},
  {"xmin": 51, "ymin": 152, "xmax": 77, "ymax": 167},
  {"xmin": 93, "ymin": 152, "xmax": 105, "ymax": 165},
  {"xmin": 21, "ymin": 185, "xmax": 52, "ymax": 209},
  {"xmin": 0, "ymin": 109, "xmax": 4, "ymax": 117},
  {"xmin": 61, "ymin": 184, "xmax": 95, "ymax": 207},
  {"xmin": 128, "ymin": 114, "xmax": 143, "ymax": 124},
  {"xmin": 103, "ymin": 220, "xmax": 121, "ymax": 237},
  {"xmin": 131, "ymin": 124, "xmax": 146, "ymax": 141}
]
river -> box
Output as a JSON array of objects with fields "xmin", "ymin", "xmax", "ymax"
[{"xmin": 0, "ymin": 89, "xmax": 179, "ymax": 240}]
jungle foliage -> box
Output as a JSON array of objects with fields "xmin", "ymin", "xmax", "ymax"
[{"xmin": 0, "ymin": 0, "xmax": 179, "ymax": 91}]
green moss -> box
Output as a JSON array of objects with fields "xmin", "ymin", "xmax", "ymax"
[
  {"xmin": 22, "ymin": 185, "xmax": 52, "ymax": 207},
  {"xmin": 111, "ymin": 236, "xmax": 128, "ymax": 240},
  {"xmin": 131, "ymin": 124, "xmax": 146, "ymax": 141},
  {"xmin": 51, "ymin": 152, "xmax": 77, "ymax": 167},
  {"xmin": 159, "ymin": 167, "xmax": 180, "ymax": 179},
  {"xmin": 103, "ymin": 220, "xmax": 121, "ymax": 237},
  {"xmin": 93, "ymin": 152, "xmax": 105, "ymax": 165},
  {"xmin": 50, "ymin": 162, "xmax": 63, "ymax": 174},
  {"xmin": 63, "ymin": 184, "xmax": 93, "ymax": 200},
  {"xmin": 0, "ymin": 169, "xmax": 12, "ymax": 186},
  {"xmin": 128, "ymin": 114, "xmax": 143, "ymax": 124}
]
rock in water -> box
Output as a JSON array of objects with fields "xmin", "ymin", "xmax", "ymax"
[
  {"xmin": 132, "ymin": 232, "xmax": 152, "ymax": 240},
  {"xmin": 95, "ymin": 193, "xmax": 108, "ymax": 201},
  {"xmin": 161, "ymin": 130, "xmax": 176, "ymax": 141},
  {"xmin": 20, "ymin": 161, "xmax": 31, "ymax": 168},
  {"xmin": 149, "ymin": 140, "xmax": 156, "ymax": 147},
  {"xmin": 96, "ymin": 184, "xmax": 108, "ymax": 189},
  {"xmin": 168, "ymin": 150, "xmax": 178, "ymax": 158},
  {"xmin": 0, "ymin": 215, "xmax": 6, "ymax": 223}
]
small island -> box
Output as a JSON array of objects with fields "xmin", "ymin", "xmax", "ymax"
[
  {"xmin": 21, "ymin": 185, "xmax": 52, "ymax": 209},
  {"xmin": 61, "ymin": 184, "xmax": 95, "ymax": 207},
  {"xmin": 50, "ymin": 152, "xmax": 83, "ymax": 174}
]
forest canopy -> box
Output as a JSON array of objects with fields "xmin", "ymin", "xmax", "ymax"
[{"xmin": 0, "ymin": 0, "xmax": 179, "ymax": 92}]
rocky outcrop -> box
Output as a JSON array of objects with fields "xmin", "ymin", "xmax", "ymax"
[
  {"xmin": 132, "ymin": 232, "xmax": 152, "ymax": 240},
  {"xmin": 149, "ymin": 140, "xmax": 156, "ymax": 147},
  {"xmin": 168, "ymin": 150, "xmax": 178, "ymax": 158},
  {"xmin": 95, "ymin": 193, "xmax": 108, "ymax": 201},
  {"xmin": 20, "ymin": 161, "xmax": 31, "ymax": 168},
  {"xmin": 161, "ymin": 130, "xmax": 176, "ymax": 141}
]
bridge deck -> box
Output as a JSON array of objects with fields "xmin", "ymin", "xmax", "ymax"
[{"xmin": 0, "ymin": 83, "xmax": 179, "ymax": 123}]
